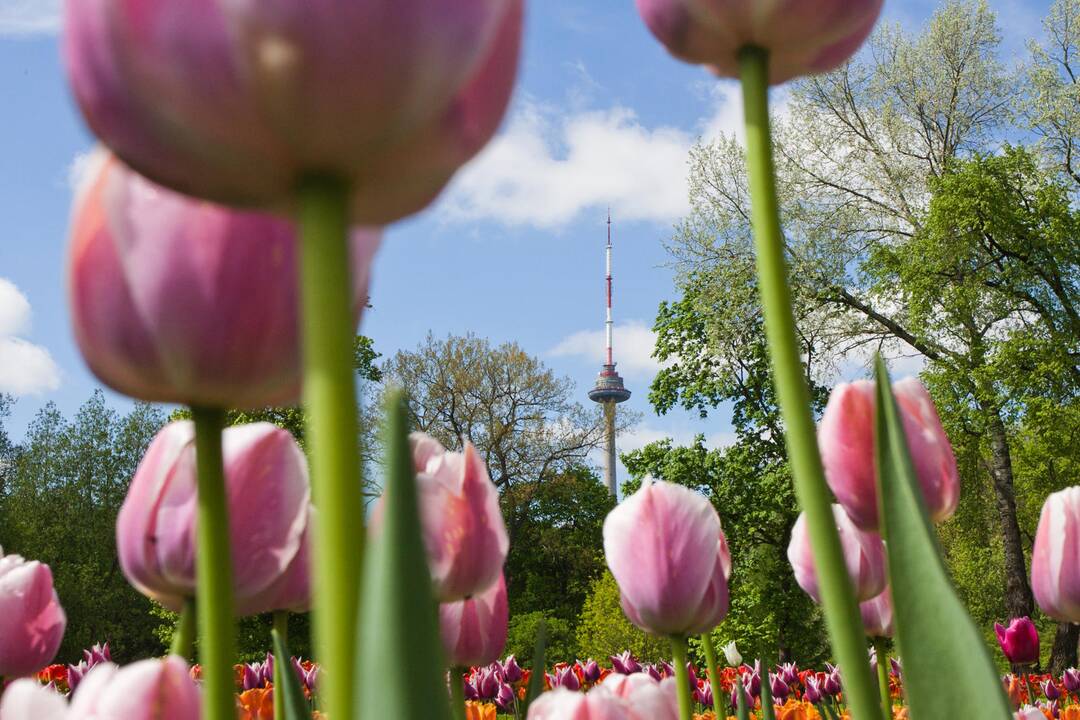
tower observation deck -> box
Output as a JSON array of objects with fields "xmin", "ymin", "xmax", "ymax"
[{"xmin": 589, "ymin": 212, "xmax": 630, "ymax": 497}]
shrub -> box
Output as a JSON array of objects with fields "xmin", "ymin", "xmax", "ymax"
[{"xmin": 575, "ymin": 571, "xmax": 669, "ymax": 664}]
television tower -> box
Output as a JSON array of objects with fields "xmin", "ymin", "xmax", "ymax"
[{"xmin": 588, "ymin": 211, "xmax": 631, "ymax": 497}]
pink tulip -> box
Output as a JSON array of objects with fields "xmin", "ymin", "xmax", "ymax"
[
  {"xmin": 63, "ymin": 1, "xmax": 522, "ymax": 223},
  {"xmin": 527, "ymin": 687, "xmax": 633, "ymax": 720},
  {"xmin": 391, "ymin": 433, "xmax": 508, "ymax": 602},
  {"xmin": 634, "ymin": 0, "xmax": 882, "ymax": 85},
  {"xmin": 1032, "ymin": 487, "xmax": 1080, "ymax": 622},
  {"xmin": 787, "ymin": 505, "xmax": 887, "ymax": 603},
  {"xmin": 116, "ymin": 421, "xmax": 312, "ymax": 615},
  {"xmin": 440, "ymin": 573, "xmax": 508, "ymax": 668},
  {"xmin": 819, "ymin": 378, "xmax": 960, "ymax": 531},
  {"xmin": 603, "ymin": 479, "xmax": 728, "ymax": 636},
  {"xmin": 67, "ymin": 153, "xmax": 381, "ymax": 409},
  {"xmin": 860, "ymin": 588, "xmax": 894, "ymax": 638},
  {"xmin": 0, "ymin": 552, "xmax": 66, "ymax": 677},
  {"xmin": 0, "ymin": 656, "xmax": 200, "ymax": 720},
  {"xmin": 995, "ymin": 617, "xmax": 1040, "ymax": 666},
  {"xmin": 601, "ymin": 674, "xmax": 679, "ymax": 720}
]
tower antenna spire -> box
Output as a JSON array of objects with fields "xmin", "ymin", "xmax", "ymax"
[{"xmin": 589, "ymin": 210, "xmax": 631, "ymax": 498}]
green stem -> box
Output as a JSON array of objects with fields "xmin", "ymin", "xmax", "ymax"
[
  {"xmin": 700, "ymin": 635, "xmax": 724, "ymax": 717},
  {"xmin": 874, "ymin": 639, "xmax": 892, "ymax": 720},
  {"xmin": 736, "ymin": 675, "xmax": 750, "ymax": 720},
  {"xmin": 738, "ymin": 44, "xmax": 881, "ymax": 720},
  {"xmin": 273, "ymin": 612, "xmax": 289, "ymax": 720},
  {"xmin": 760, "ymin": 663, "xmax": 776, "ymax": 720},
  {"xmin": 297, "ymin": 175, "xmax": 364, "ymax": 720},
  {"xmin": 670, "ymin": 637, "xmax": 694, "ymax": 720},
  {"xmin": 191, "ymin": 406, "xmax": 236, "ymax": 720},
  {"xmin": 169, "ymin": 598, "xmax": 195, "ymax": 659},
  {"xmin": 450, "ymin": 667, "xmax": 467, "ymax": 720}
]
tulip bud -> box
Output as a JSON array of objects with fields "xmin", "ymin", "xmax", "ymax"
[
  {"xmin": 116, "ymin": 422, "xmax": 312, "ymax": 615},
  {"xmin": 819, "ymin": 378, "xmax": 960, "ymax": 531},
  {"xmin": 63, "ymin": 0, "xmax": 522, "ymax": 225},
  {"xmin": 634, "ymin": 0, "xmax": 882, "ymax": 85},
  {"xmin": 439, "ymin": 573, "xmax": 508, "ymax": 668},
  {"xmin": 804, "ymin": 676, "xmax": 823, "ymax": 704},
  {"xmin": 381, "ymin": 434, "xmax": 508, "ymax": 602},
  {"xmin": 604, "ymin": 479, "xmax": 728, "ymax": 636},
  {"xmin": 1043, "ymin": 680, "xmax": 1061, "ymax": 701},
  {"xmin": 547, "ymin": 666, "xmax": 581, "ymax": 692},
  {"xmin": 0, "ymin": 552, "xmax": 66, "ymax": 677},
  {"xmin": 0, "ymin": 679, "xmax": 68, "ymax": 720},
  {"xmin": 722, "ymin": 641, "xmax": 742, "ymax": 667},
  {"xmin": 788, "ymin": 504, "xmax": 887, "ymax": 603},
  {"xmin": 995, "ymin": 618, "xmax": 1040, "ymax": 666},
  {"xmin": 860, "ymin": 588, "xmax": 895, "ymax": 639},
  {"xmin": 581, "ymin": 659, "xmax": 601, "ymax": 684},
  {"xmin": 1032, "ymin": 488, "xmax": 1080, "ymax": 621},
  {"xmin": 770, "ymin": 673, "xmax": 791, "ymax": 701},
  {"xmin": 67, "ymin": 153, "xmax": 381, "ymax": 410},
  {"xmin": 495, "ymin": 683, "xmax": 516, "ymax": 712},
  {"xmin": 779, "ymin": 663, "xmax": 799, "ymax": 686}
]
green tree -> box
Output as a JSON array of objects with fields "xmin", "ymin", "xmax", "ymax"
[
  {"xmin": 502, "ymin": 466, "xmax": 613, "ymax": 625},
  {"xmin": 575, "ymin": 571, "xmax": 670, "ymax": 665},
  {"xmin": 0, "ymin": 392, "xmax": 166, "ymax": 662},
  {"xmin": 505, "ymin": 611, "xmax": 577, "ymax": 667}
]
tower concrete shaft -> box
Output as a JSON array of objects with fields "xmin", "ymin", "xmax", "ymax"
[{"xmin": 588, "ymin": 212, "xmax": 630, "ymax": 497}]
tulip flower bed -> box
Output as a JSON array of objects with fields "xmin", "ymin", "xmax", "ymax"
[{"xmin": 1, "ymin": 1, "xmax": 1076, "ymax": 720}]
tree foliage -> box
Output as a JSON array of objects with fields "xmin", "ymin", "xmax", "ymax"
[
  {"xmin": 575, "ymin": 571, "xmax": 670, "ymax": 665},
  {"xmin": 0, "ymin": 392, "xmax": 166, "ymax": 662}
]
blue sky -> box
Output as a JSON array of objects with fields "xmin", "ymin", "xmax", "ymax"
[{"xmin": 0, "ymin": 0, "xmax": 1051, "ymax": 477}]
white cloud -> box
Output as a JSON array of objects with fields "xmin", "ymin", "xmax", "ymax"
[
  {"xmin": 0, "ymin": 0, "xmax": 61, "ymax": 35},
  {"xmin": 548, "ymin": 319, "xmax": 664, "ymax": 379},
  {"xmin": 0, "ymin": 279, "xmax": 61, "ymax": 396}
]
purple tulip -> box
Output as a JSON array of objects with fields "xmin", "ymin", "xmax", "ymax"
[
  {"xmin": 501, "ymin": 656, "xmax": 523, "ymax": 684},
  {"xmin": 1044, "ymin": 679, "xmax": 1061, "ymax": 701},
  {"xmin": 995, "ymin": 618, "xmax": 1040, "ymax": 666},
  {"xmin": 860, "ymin": 588, "xmax": 895, "ymax": 638},
  {"xmin": 610, "ymin": 651, "xmax": 641, "ymax": 675},
  {"xmin": 547, "ymin": 666, "xmax": 581, "ymax": 692},
  {"xmin": 68, "ymin": 154, "xmax": 381, "ymax": 410},
  {"xmin": 604, "ymin": 479, "xmax": 729, "ymax": 636},
  {"xmin": 779, "ymin": 662, "xmax": 799, "ymax": 686},
  {"xmin": 63, "ymin": 1, "xmax": 523, "ymax": 225},
  {"xmin": 83, "ymin": 643, "xmax": 111, "ymax": 666},
  {"xmin": 463, "ymin": 675, "xmax": 479, "ymax": 702},
  {"xmin": 1063, "ymin": 668, "xmax": 1080, "ymax": 692},
  {"xmin": 0, "ymin": 552, "xmax": 66, "ymax": 677},
  {"xmin": 823, "ymin": 670, "xmax": 842, "ymax": 696},
  {"xmin": 819, "ymin": 379, "xmax": 960, "ymax": 531},
  {"xmin": 804, "ymin": 675, "xmax": 823, "ymax": 704},
  {"xmin": 694, "ymin": 680, "xmax": 714, "ymax": 708},
  {"xmin": 116, "ymin": 422, "xmax": 312, "ymax": 616},
  {"xmin": 890, "ymin": 657, "xmax": 903, "ymax": 678},
  {"xmin": 731, "ymin": 683, "xmax": 753, "ymax": 710},
  {"xmin": 581, "ymin": 659, "xmax": 601, "ymax": 684},
  {"xmin": 495, "ymin": 683, "xmax": 516, "ymax": 712}
]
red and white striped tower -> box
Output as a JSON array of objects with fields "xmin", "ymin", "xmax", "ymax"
[{"xmin": 589, "ymin": 211, "xmax": 631, "ymax": 497}]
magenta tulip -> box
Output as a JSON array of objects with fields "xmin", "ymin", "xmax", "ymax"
[
  {"xmin": 995, "ymin": 617, "xmax": 1040, "ymax": 666},
  {"xmin": 634, "ymin": 0, "xmax": 882, "ymax": 85},
  {"xmin": 819, "ymin": 378, "xmax": 960, "ymax": 531},
  {"xmin": 1032, "ymin": 487, "xmax": 1080, "ymax": 621},
  {"xmin": 440, "ymin": 573, "xmax": 509, "ymax": 668},
  {"xmin": 116, "ymin": 421, "xmax": 312, "ymax": 615},
  {"xmin": 391, "ymin": 433, "xmax": 508, "ymax": 602},
  {"xmin": 860, "ymin": 588, "xmax": 894, "ymax": 638},
  {"xmin": 63, "ymin": 1, "xmax": 522, "ymax": 223},
  {"xmin": 787, "ymin": 504, "xmax": 887, "ymax": 603},
  {"xmin": 67, "ymin": 153, "xmax": 381, "ymax": 409},
  {"xmin": 0, "ymin": 552, "xmax": 66, "ymax": 677},
  {"xmin": 603, "ymin": 479, "xmax": 728, "ymax": 636}
]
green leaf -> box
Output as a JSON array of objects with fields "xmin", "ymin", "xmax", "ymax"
[
  {"xmin": 521, "ymin": 619, "xmax": 548, "ymax": 716},
  {"xmin": 759, "ymin": 666, "xmax": 776, "ymax": 720},
  {"xmin": 357, "ymin": 390, "xmax": 451, "ymax": 720},
  {"xmin": 735, "ymin": 676, "xmax": 750, "ymax": 720},
  {"xmin": 873, "ymin": 356, "xmax": 1012, "ymax": 719},
  {"xmin": 271, "ymin": 627, "xmax": 309, "ymax": 720}
]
